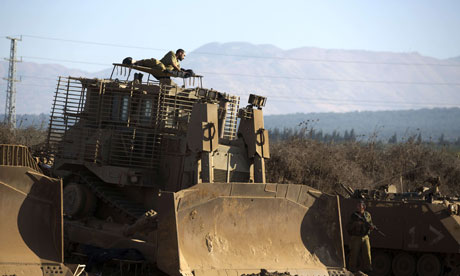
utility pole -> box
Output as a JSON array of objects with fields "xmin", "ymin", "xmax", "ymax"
[{"xmin": 3, "ymin": 36, "xmax": 22, "ymax": 129}]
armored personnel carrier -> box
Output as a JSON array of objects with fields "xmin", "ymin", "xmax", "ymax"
[
  {"xmin": 340, "ymin": 184, "xmax": 460, "ymax": 276},
  {"xmin": 44, "ymin": 63, "xmax": 351, "ymax": 275}
]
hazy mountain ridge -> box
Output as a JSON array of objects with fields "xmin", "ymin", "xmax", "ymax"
[
  {"xmin": 4, "ymin": 108, "xmax": 460, "ymax": 142},
  {"xmin": 1, "ymin": 42, "xmax": 460, "ymax": 114},
  {"xmin": 265, "ymin": 107, "xmax": 460, "ymax": 141},
  {"xmin": 0, "ymin": 61, "xmax": 93, "ymax": 114},
  {"xmin": 188, "ymin": 42, "xmax": 460, "ymax": 114},
  {"xmin": 447, "ymin": 56, "xmax": 460, "ymax": 63}
]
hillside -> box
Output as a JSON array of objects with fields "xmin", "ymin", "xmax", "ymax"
[
  {"xmin": 1, "ymin": 42, "xmax": 460, "ymax": 114},
  {"xmin": 447, "ymin": 56, "xmax": 460, "ymax": 63},
  {"xmin": 0, "ymin": 61, "xmax": 95, "ymax": 115},
  {"xmin": 265, "ymin": 108, "xmax": 460, "ymax": 141},
  {"xmin": 4, "ymin": 107, "xmax": 460, "ymax": 142},
  {"xmin": 187, "ymin": 42, "xmax": 460, "ymax": 114}
]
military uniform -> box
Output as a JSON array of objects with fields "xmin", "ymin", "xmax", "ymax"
[
  {"xmin": 347, "ymin": 210, "xmax": 373, "ymax": 272},
  {"xmin": 160, "ymin": 51, "xmax": 181, "ymax": 71},
  {"xmin": 132, "ymin": 51, "xmax": 182, "ymax": 81},
  {"xmin": 134, "ymin": 51, "xmax": 181, "ymax": 73}
]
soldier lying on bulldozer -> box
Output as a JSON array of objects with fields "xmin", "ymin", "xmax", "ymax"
[{"xmin": 123, "ymin": 48, "xmax": 195, "ymax": 80}]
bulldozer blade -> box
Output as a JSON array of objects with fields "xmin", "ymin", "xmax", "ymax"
[
  {"xmin": 157, "ymin": 183, "xmax": 347, "ymax": 276},
  {"xmin": 0, "ymin": 144, "xmax": 72, "ymax": 275}
]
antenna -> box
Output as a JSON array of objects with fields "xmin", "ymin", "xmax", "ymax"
[{"xmin": 3, "ymin": 36, "xmax": 22, "ymax": 129}]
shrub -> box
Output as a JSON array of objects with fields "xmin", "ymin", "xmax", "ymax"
[{"xmin": 266, "ymin": 138, "xmax": 460, "ymax": 196}]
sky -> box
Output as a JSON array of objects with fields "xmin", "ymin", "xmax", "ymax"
[{"xmin": 0, "ymin": 0, "xmax": 459, "ymax": 72}]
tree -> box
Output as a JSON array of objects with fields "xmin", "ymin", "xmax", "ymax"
[
  {"xmin": 344, "ymin": 130, "xmax": 350, "ymax": 141},
  {"xmin": 388, "ymin": 133, "xmax": 397, "ymax": 144},
  {"xmin": 270, "ymin": 127, "xmax": 280, "ymax": 142},
  {"xmin": 349, "ymin": 129, "xmax": 356, "ymax": 142},
  {"xmin": 438, "ymin": 133, "xmax": 446, "ymax": 146}
]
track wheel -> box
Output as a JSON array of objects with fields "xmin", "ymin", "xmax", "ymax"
[
  {"xmin": 392, "ymin": 252, "xmax": 416, "ymax": 276},
  {"xmin": 63, "ymin": 183, "xmax": 96, "ymax": 218},
  {"xmin": 444, "ymin": 253, "xmax": 460, "ymax": 275},
  {"xmin": 417, "ymin": 253, "xmax": 442, "ymax": 276},
  {"xmin": 372, "ymin": 250, "xmax": 392, "ymax": 276}
]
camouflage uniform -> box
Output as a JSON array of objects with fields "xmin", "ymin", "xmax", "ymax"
[{"xmin": 347, "ymin": 211, "xmax": 373, "ymax": 272}]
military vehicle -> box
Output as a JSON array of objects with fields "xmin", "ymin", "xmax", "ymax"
[
  {"xmin": 0, "ymin": 144, "xmax": 81, "ymax": 276},
  {"xmin": 43, "ymin": 63, "xmax": 352, "ymax": 275},
  {"xmin": 340, "ymin": 184, "xmax": 460, "ymax": 276}
]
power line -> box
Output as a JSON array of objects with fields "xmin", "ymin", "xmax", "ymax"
[
  {"xmin": 2, "ymin": 74, "xmax": 460, "ymax": 107},
  {"xmin": 1, "ymin": 80, "xmax": 459, "ymax": 108},
  {"xmin": 225, "ymin": 89, "xmax": 460, "ymax": 107},
  {"xmin": 0, "ymin": 80, "xmax": 56, "ymax": 88},
  {"xmin": 255, "ymin": 95, "xmax": 460, "ymax": 107},
  {"xmin": 17, "ymin": 75, "xmax": 59, "ymax": 81},
  {"xmin": 15, "ymin": 74, "xmax": 460, "ymax": 90},
  {"xmin": 0, "ymin": 83, "xmax": 56, "ymax": 89},
  {"xmin": 22, "ymin": 55, "xmax": 108, "ymax": 66},
  {"xmin": 230, "ymin": 91, "xmax": 460, "ymax": 107},
  {"xmin": 16, "ymin": 56, "xmax": 460, "ymax": 86},
  {"xmin": 21, "ymin": 34, "xmax": 165, "ymax": 51},
  {"xmin": 20, "ymin": 34, "xmax": 460, "ymax": 67},
  {"xmin": 193, "ymin": 52, "xmax": 460, "ymax": 67},
  {"xmin": 201, "ymin": 71, "xmax": 460, "ymax": 86}
]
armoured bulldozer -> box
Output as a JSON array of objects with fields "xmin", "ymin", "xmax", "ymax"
[
  {"xmin": 42, "ymin": 63, "xmax": 351, "ymax": 275},
  {"xmin": 0, "ymin": 144, "xmax": 80, "ymax": 276},
  {"xmin": 340, "ymin": 184, "xmax": 460, "ymax": 276}
]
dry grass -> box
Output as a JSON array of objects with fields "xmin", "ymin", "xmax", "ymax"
[
  {"xmin": 267, "ymin": 138, "xmax": 460, "ymax": 196},
  {"xmin": 3, "ymin": 123, "xmax": 460, "ymax": 196},
  {"xmin": 0, "ymin": 123, "xmax": 47, "ymax": 148}
]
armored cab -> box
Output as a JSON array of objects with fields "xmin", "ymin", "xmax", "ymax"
[
  {"xmin": 340, "ymin": 184, "xmax": 460, "ymax": 276},
  {"xmin": 45, "ymin": 64, "xmax": 350, "ymax": 276}
]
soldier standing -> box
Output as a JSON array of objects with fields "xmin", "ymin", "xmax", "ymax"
[{"xmin": 347, "ymin": 200, "xmax": 374, "ymax": 274}]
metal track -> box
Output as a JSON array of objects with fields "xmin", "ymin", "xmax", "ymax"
[{"xmin": 77, "ymin": 172, "xmax": 147, "ymax": 221}]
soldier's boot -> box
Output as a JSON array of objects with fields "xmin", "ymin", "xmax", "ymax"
[
  {"xmin": 122, "ymin": 57, "xmax": 133, "ymax": 65},
  {"xmin": 133, "ymin": 73, "xmax": 143, "ymax": 83}
]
